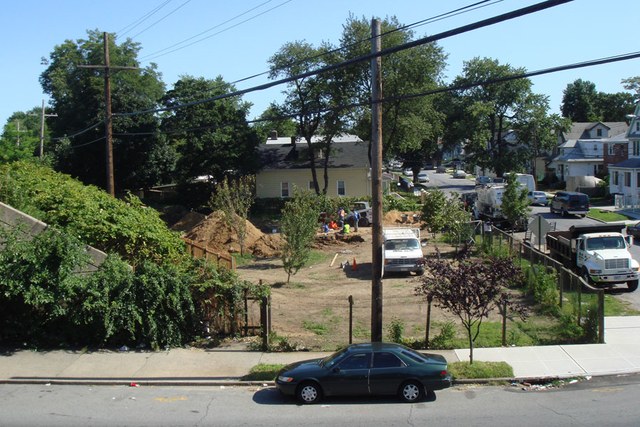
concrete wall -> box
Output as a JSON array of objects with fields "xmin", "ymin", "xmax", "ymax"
[{"xmin": 0, "ymin": 201, "xmax": 107, "ymax": 273}]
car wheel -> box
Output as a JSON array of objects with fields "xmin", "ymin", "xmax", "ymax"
[
  {"xmin": 399, "ymin": 381, "xmax": 423, "ymax": 403},
  {"xmin": 628, "ymin": 280, "xmax": 638, "ymax": 292},
  {"xmin": 296, "ymin": 381, "xmax": 322, "ymax": 404}
]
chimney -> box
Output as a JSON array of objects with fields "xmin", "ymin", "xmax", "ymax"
[{"xmin": 269, "ymin": 130, "xmax": 278, "ymax": 140}]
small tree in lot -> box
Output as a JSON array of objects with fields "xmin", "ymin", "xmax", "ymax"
[
  {"xmin": 416, "ymin": 255, "xmax": 525, "ymax": 363},
  {"xmin": 501, "ymin": 173, "xmax": 530, "ymax": 230},
  {"xmin": 280, "ymin": 190, "xmax": 320, "ymax": 283},
  {"xmin": 209, "ymin": 175, "xmax": 255, "ymax": 256}
]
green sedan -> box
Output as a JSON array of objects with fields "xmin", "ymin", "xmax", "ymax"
[{"xmin": 275, "ymin": 342, "xmax": 452, "ymax": 404}]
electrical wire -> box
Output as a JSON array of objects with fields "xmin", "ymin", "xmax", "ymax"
[
  {"xmin": 116, "ymin": 0, "xmax": 574, "ymax": 119},
  {"xmin": 129, "ymin": 0, "xmax": 193, "ymax": 41},
  {"xmin": 116, "ymin": 0, "xmax": 173, "ymax": 39},
  {"xmin": 230, "ymin": 0, "xmax": 501, "ymax": 86},
  {"xmin": 139, "ymin": 0, "xmax": 290, "ymax": 62}
]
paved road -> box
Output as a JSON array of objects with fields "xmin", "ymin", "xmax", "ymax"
[{"xmin": 2, "ymin": 374, "xmax": 639, "ymax": 426}]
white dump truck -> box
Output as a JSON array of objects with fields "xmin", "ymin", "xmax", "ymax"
[
  {"xmin": 546, "ymin": 224, "xmax": 639, "ymax": 292},
  {"xmin": 382, "ymin": 228, "xmax": 425, "ymax": 277}
]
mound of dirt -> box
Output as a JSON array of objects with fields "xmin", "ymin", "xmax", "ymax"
[
  {"xmin": 383, "ymin": 210, "xmax": 421, "ymax": 225},
  {"xmin": 181, "ymin": 210, "xmax": 283, "ymax": 258},
  {"xmin": 171, "ymin": 211, "xmax": 206, "ymax": 232}
]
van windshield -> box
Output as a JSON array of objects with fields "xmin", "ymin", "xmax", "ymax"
[{"xmin": 385, "ymin": 239, "xmax": 420, "ymax": 250}]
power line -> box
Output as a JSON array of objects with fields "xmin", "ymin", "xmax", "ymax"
[
  {"xmin": 116, "ymin": 0, "xmax": 173, "ymax": 38},
  {"xmin": 230, "ymin": 0, "xmax": 501, "ymax": 86},
  {"xmin": 129, "ymin": 0, "xmax": 193, "ymax": 40},
  {"xmin": 116, "ymin": 0, "xmax": 574, "ymax": 119},
  {"xmin": 139, "ymin": 0, "xmax": 289, "ymax": 62}
]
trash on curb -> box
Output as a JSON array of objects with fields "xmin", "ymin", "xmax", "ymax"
[
  {"xmin": 129, "ymin": 382, "xmax": 140, "ymax": 387},
  {"xmin": 119, "ymin": 345, "xmax": 129, "ymax": 352}
]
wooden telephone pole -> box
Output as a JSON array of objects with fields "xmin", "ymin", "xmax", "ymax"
[
  {"xmin": 79, "ymin": 32, "xmax": 137, "ymax": 196},
  {"xmin": 370, "ymin": 19, "xmax": 384, "ymax": 342}
]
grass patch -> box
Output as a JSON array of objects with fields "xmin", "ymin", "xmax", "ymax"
[
  {"xmin": 242, "ymin": 363, "xmax": 285, "ymax": 381},
  {"xmin": 587, "ymin": 209, "xmax": 630, "ymax": 222},
  {"xmin": 604, "ymin": 295, "xmax": 640, "ymax": 316},
  {"xmin": 303, "ymin": 320, "xmax": 330, "ymax": 335},
  {"xmin": 449, "ymin": 360, "xmax": 514, "ymax": 379},
  {"xmin": 232, "ymin": 253, "xmax": 255, "ymax": 267}
]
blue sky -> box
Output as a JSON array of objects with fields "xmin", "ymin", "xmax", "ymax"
[{"xmin": 1, "ymin": 0, "xmax": 638, "ymax": 130}]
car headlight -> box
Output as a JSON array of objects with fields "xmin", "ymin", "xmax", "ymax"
[{"xmin": 278, "ymin": 375, "xmax": 294, "ymax": 383}]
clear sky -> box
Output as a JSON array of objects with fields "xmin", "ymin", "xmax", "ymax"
[{"xmin": 1, "ymin": 0, "xmax": 638, "ymax": 130}]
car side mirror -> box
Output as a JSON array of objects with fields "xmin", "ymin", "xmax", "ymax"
[{"xmin": 626, "ymin": 235, "xmax": 633, "ymax": 246}]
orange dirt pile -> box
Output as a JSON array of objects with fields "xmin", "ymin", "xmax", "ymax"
[{"xmin": 181, "ymin": 210, "xmax": 283, "ymax": 258}]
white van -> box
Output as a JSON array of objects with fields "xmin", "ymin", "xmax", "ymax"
[{"xmin": 382, "ymin": 228, "xmax": 425, "ymax": 276}]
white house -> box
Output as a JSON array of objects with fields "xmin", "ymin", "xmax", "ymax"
[
  {"xmin": 609, "ymin": 104, "xmax": 640, "ymax": 208},
  {"xmin": 550, "ymin": 122, "xmax": 628, "ymax": 187}
]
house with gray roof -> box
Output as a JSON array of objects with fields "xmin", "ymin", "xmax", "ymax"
[
  {"xmin": 549, "ymin": 121, "xmax": 629, "ymax": 188},
  {"xmin": 255, "ymin": 133, "xmax": 374, "ymax": 199}
]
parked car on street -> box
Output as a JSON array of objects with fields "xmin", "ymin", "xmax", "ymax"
[
  {"xmin": 436, "ymin": 165, "xmax": 447, "ymax": 173},
  {"xmin": 453, "ymin": 170, "xmax": 466, "ymax": 179},
  {"xmin": 417, "ymin": 170, "xmax": 430, "ymax": 182},
  {"xmin": 275, "ymin": 342, "xmax": 452, "ymax": 404},
  {"xmin": 528, "ymin": 191, "xmax": 548, "ymax": 206},
  {"xmin": 549, "ymin": 191, "xmax": 590, "ymax": 217},
  {"xmin": 398, "ymin": 176, "xmax": 414, "ymax": 191},
  {"xmin": 403, "ymin": 168, "xmax": 413, "ymax": 177}
]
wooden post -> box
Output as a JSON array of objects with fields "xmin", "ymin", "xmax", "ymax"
[
  {"xmin": 598, "ymin": 290, "xmax": 605, "ymax": 343},
  {"xmin": 243, "ymin": 288, "xmax": 249, "ymax": 337},
  {"xmin": 348, "ymin": 295, "xmax": 354, "ymax": 344},
  {"xmin": 261, "ymin": 295, "xmax": 269, "ymax": 351},
  {"xmin": 501, "ymin": 300, "xmax": 507, "ymax": 347},
  {"xmin": 425, "ymin": 295, "xmax": 432, "ymax": 349}
]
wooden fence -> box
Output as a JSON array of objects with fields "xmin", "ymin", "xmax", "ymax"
[{"xmin": 182, "ymin": 237, "xmax": 235, "ymax": 270}]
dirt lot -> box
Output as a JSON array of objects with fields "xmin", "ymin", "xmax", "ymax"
[{"xmin": 178, "ymin": 210, "xmax": 464, "ymax": 351}]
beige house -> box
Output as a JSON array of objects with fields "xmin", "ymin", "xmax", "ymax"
[{"xmin": 256, "ymin": 134, "xmax": 372, "ymax": 199}]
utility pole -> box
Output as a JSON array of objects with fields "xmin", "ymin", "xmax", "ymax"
[
  {"xmin": 39, "ymin": 99, "xmax": 57, "ymax": 157},
  {"xmin": 78, "ymin": 32, "xmax": 137, "ymax": 196},
  {"xmin": 370, "ymin": 19, "xmax": 384, "ymax": 343}
]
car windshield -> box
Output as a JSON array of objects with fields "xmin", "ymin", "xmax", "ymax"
[
  {"xmin": 320, "ymin": 347, "xmax": 349, "ymax": 368},
  {"xmin": 586, "ymin": 236, "xmax": 626, "ymax": 250}
]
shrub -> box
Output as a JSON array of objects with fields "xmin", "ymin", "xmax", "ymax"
[
  {"xmin": 525, "ymin": 265, "xmax": 560, "ymax": 314},
  {"xmin": 386, "ymin": 317, "xmax": 405, "ymax": 343},
  {"xmin": 429, "ymin": 321, "xmax": 456, "ymax": 349}
]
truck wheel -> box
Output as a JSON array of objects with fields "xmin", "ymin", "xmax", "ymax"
[{"xmin": 628, "ymin": 280, "xmax": 638, "ymax": 292}]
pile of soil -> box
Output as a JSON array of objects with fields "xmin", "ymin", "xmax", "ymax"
[{"xmin": 181, "ymin": 210, "xmax": 283, "ymax": 258}]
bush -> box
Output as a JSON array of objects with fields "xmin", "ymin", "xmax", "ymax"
[
  {"xmin": 429, "ymin": 321, "xmax": 456, "ymax": 350},
  {"xmin": 525, "ymin": 266, "xmax": 560, "ymax": 314},
  {"xmin": 386, "ymin": 317, "xmax": 405, "ymax": 343}
]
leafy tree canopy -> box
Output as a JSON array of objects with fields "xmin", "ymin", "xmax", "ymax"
[{"xmin": 561, "ymin": 78, "xmax": 635, "ymax": 122}]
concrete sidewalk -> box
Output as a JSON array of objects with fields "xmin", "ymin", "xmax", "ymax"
[{"xmin": 1, "ymin": 316, "xmax": 638, "ymax": 386}]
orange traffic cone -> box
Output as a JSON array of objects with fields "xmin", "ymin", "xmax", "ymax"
[{"xmin": 351, "ymin": 257, "xmax": 357, "ymax": 271}]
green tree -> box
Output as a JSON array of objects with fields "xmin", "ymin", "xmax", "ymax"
[
  {"xmin": 160, "ymin": 75, "xmax": 260, "ymax": 185},
  {"xmin": 280, "ymin": 191, "xmax": 320, "ymax": 283},
  {"xmin": 448, "ymin": 57, "xmax": 538, "ymax": 176},
  {"xmin": 209, "ymin": 175, "xmax": 256, "ymax": 256},
  {"xmin": 338, "ymin": 15, "xmax": 447, "ymax": 162},
  {"xmin": 416, "ymin": 256, "xmax": 525, "ymax": 363},
  {"xmin": 561, "ymin": 79, "xmax": 599, "ymax": 122},
  {"xmin": 39, "ymin": 30, "xmax": 166, "ymax": 192},
  {"xmin": 501, "ymin": 173, "xmax": 531, "ymax": 229},
  {"xmin": 622, "ymin": 76, "xmax": 640, "ymax": 99},
  {"xmin": 0, "ymin": 109, "xmax": 42, "ymax": 163},
  {"xmin": 252, "ymin": 102, "xmax": 297, "ymax": 143}
]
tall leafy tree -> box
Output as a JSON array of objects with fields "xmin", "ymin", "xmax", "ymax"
[
  {"xmin": 39, "ymin": 30, "xmax": 165, "ymax": 192},
  {"xmin": 160, "ymin": 75, "xmax": 260, "ymax": 184},
  {"xmin": 338, "ymin": 15, "xmax": 447, "ymax": 163},
  {"xmin": 561, "ymin": 79, "xmax": 599, "ymax": 122},
  {"xmin": 268, "ymin": 41, "xmax": 345, "ymax": 195},
  {"xmin": 500, "ymin": 173, "xmax": 531, "ymax": 230},
  {"xmin": 447, "ymin": 57, "xmax": 537, "ymax": 176},
  {"xmin": 0, "ymin": 109, "xmax": 42, "ymax": 162},
  {"xmin": 622, "ymin": 76, "xmax": 640, "ymax": 99}
]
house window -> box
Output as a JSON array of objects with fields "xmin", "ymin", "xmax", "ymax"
[
  {"xmin": 613, "ymin": 171, "xmax": 619, "ymax": 185},
  {"xmin": 625, "ymin": 172, "xmax": 631, "ymax": 187},
  {"xmin": 634, "ymin": 141, "xmax": 640, "ymax": 157},
  {"xmin": 596, "ymin": 128, "xmax": 602, "ymax": 137},
  {"xmin": 281, "ymin": 182, "xmax": 289, "ymax": 198},
  {"xmin": 637, "ymin": 172, "xmax": 640, "ymax": 187},
  {"xmin": 337, "ymin": 180, "xmax": 346, "ymax": 196},
  {"xmin": 308, "ymin": 181, "xmax": 314, "ymax": 190},
  {"xmin": 636, "ymin": 122, "xmax": 640, "ymax": 132}
]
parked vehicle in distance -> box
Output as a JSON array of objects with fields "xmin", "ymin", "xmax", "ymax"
[
  {"xmin": 436, "ymin": 165, "xmax": 447, "ymax": 173},
  {"xmin": 546, "ymin": 224, "xmax": 639, "ymax": 292},
  {"xmin": 398, "ymin": 176, "xmax": 414, "ymax": 191},
  {"xmin": 453, "ymin": 170, "xmax": 466, "ymax": 178},
  {"xmin": 549, "ymin": 191, "xmax": 590, "ymax": 217},
  {"xmin": 626, "ymin": 221, "xmax": 640, "ymax": 239},
  {"xmin": 528, "ymin": 190, "xmax": 548, "ymax": 206},
  {"xmin": 417, "ymin": 170, "xmax": 430, "ymax": 182},
  {"xmin": 475, "ymin": 176, "xmax": 492, "ymax": 186},
  {"xmin": 403, "ymin": 168, "xmax": 413, "ymax": 177},
  {"xmin": 275, "ymin": 342, "xmax": 452, "ymax": 404},
  {"xmin": 346, "ymin": 201, "xmax": 372, "ymax": 227}
]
